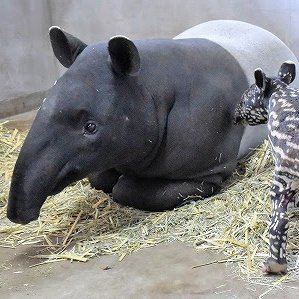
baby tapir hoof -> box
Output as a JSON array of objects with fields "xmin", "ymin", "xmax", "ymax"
[{"xmin": 262, "ymin": 257, "xmax": 287, "ymax": 274}]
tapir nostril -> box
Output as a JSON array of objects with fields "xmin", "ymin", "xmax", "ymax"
[
  {"xmin": 233, "ymin": 110, "xmax": 243, "ymax": 124},
  {"xmin": 233, "ymin": 116, "xmax": 242, "ymax": 124},
  {"xmin": 7, "ymin": 208, "xmax": 39, "ymax": 225},
  {"xmin": 7, "ymin": 207, "xmax": 24, "ymax": 224},
  {"xmin": 6, "ymin": 207, "xmax": 17, "ymax": 223},
  {"xmin": 7, "ymin": 197, "xmax": 40, "ymax": 225}
]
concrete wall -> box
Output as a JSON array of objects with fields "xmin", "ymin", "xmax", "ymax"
[
  {"xmin": 0, "ymin": 0, "xmax": 58, "ymax": 117},
  {"xmin": 1, "ymin": 0, "xmax": 299, "ymax": 117}
]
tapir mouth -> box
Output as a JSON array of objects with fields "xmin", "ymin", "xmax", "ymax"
[
  {"xmin": 233, "ymin": 115, "xmax": 243, "ymax": 125},
  {"xmin": 50, "ymin": 166, "xmax": 84, "ymax": 195},
  {"xmin": 233, "ymin": 106, "xmax": 244, "ymax": 125}
]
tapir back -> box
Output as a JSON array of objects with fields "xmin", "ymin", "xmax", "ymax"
[
  {"xmin": 176, "ymin": 20, "xmax": 299, "ymax": 159},
  {"xmin": 123, "ymin": 38, "xmax": 247, "ymax": 180}
]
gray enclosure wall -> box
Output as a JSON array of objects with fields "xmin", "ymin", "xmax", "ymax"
[{"xmin": 1, "ymin": 0, "xmax": 299, "ymax": 117}]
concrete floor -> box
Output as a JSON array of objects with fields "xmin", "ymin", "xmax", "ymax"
[
  {"xmin": 0, "ymin": 242, "xmax": 298, "ymax": 299},
  {"xmin": 1, "ymin": 111, "xmax": 298, "ymax": 298}
]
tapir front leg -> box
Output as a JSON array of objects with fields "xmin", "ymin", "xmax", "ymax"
[
  {"xmin": 263, "ymin": 182, "xmax": 295, "ymax": 273},
  {"xmin": 112, "ymin": 175, "xmax": 222, "ymax": 211},
  {"xmin": 88, "ymin": 169, "xmax": 121, "ymax": 193}
]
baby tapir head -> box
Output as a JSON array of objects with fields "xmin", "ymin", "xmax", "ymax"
[
  {"xmin": 234, "ymin": 61, "xmax": 296, "ymax": 125},
  {"xmin": 7, "ymin": 27, "xmax": 158, "ymax": 224}
]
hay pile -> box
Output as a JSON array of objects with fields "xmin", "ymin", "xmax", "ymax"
[{"xmin": 0, "ymin": 122, "xmax": 298, "ymax": 289}]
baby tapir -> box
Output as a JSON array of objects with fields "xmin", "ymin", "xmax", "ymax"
[{"xmin": 235, "ymin": 61, "xmax": 299, "ymax": 274}]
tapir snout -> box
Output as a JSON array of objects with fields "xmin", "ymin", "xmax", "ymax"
[{"xmin": 7, "ymin": 200, "xmax": 40, "ymax": 224}]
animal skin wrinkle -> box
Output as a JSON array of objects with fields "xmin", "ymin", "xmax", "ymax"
[{"xmin": 51, "ymin": 162, "xmax": 83, "ymax": 194}]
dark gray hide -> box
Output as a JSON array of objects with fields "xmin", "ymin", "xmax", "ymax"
[{"xmin": 7, "ymin": 20, "xmax": 299, "ymax": 224}]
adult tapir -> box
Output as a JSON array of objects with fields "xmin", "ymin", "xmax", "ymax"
[{"xmin": 7, "ymin": 20, "xmax": 299, "ymax": 224}]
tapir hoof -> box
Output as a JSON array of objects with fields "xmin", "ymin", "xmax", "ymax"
[
  {"xmin": 88, "ymin": 169, "xmax": 120, "ymax": 193},
  {"xmin": 262, "ymin": 257, "xmax": 287, "ymax": 274}
]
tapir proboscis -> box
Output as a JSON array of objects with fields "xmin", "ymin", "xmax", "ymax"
[{"xmin": 7, "ymin": 20, "xmax": 299, "ymax": 224}]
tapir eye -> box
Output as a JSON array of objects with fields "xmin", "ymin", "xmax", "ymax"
[{"xmin": 84, "ymin": 121, "xmax": 98, "ymax": 134}]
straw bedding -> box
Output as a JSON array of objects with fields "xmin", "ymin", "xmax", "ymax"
[{"xmin": 0, "ymin": 122, "xmax": 298, "ymax": 292}]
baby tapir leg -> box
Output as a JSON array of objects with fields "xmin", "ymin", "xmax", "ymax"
[
  {"xmin": 88, "ymin": 169, "xmax": 121, "ymax": 193},
  {"xmin": 112, "ymin": 175, "xmax": 222, "ymax": 211},
  {"xmin": 263, "ymin": 182, "xmax": 295, "ymax": 274}
]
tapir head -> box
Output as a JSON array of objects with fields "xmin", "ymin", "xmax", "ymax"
[
  {"xmin": 7, "ymin": 27, "xmax": 158, "ymax": 224},
  {"xmin": 234, "ymin": 61, "xmax": 296, "ymax": 125}
]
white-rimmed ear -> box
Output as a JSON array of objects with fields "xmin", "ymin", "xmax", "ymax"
[
  {"xmin": 108, "ymin": 36, "xmax": 140, "ymax": 75},
  {"xmin": 49, "ymin": 26, "xmax": 87, "ymax": 68},
  {"xmin": 278, "ymin": 61, "xmax": 296, "ymax": 85},
  {"xmin": 254, "ymin": 68, "xmax": 267, "ymax": 91}
]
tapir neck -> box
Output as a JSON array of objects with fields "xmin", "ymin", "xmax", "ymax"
[{"xmin": 116, "ymin": 78, "xmax": 176, "ymax": 175}]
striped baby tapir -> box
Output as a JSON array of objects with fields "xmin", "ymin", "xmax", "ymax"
[{"xmin": 234, "ymin": 61, "xmax": 299, "ymax": 274}]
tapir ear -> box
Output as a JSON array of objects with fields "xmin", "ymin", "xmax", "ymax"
[
  {"xmin": 254, "ymin": 68, "xmax": 267, "ymax": 91},
  {"xmin": 49, "ymin": 26, "xmax": 87, "ymax": 68},
  {"xmin": 278, "ymin": 61, "xmax": 296, "ymax": 85},
  {"xmin": 108, "ymin": 36, "xmax": 140, "ymax": 75}
]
